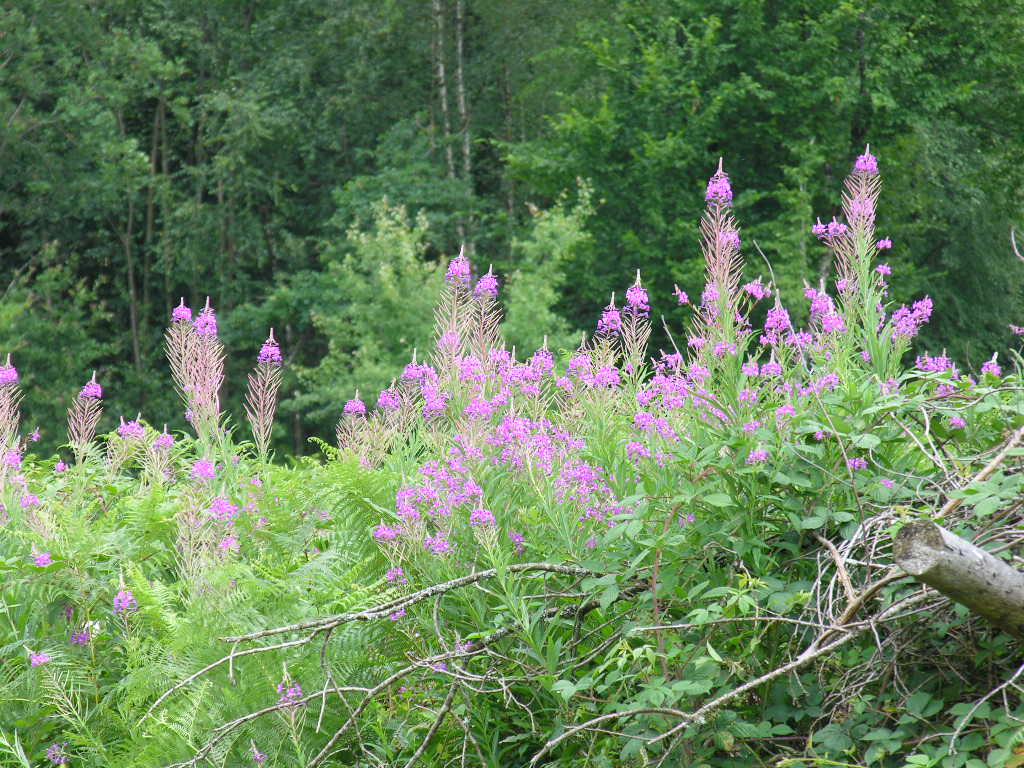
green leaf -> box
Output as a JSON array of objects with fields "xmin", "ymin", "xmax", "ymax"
[
  {"xmin": 852, "ymin": 433, "xmax": 882, "ymax": 450},
  {"xmin": 706, "ymin": 642, "xmax": 722, "ymax": 662},
  {"xmin": 702, "ymin": 493, "xmax": 732, "ymax": 508}
]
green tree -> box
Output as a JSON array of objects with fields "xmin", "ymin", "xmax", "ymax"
[{"xmin": 506, "ymin": 0, "xmax": 1024, "ymax": 361}]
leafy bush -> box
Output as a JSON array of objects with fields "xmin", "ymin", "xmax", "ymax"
[{"xmin": 2, "ymin": 149, "xmax": 1024, "ymax": 768}]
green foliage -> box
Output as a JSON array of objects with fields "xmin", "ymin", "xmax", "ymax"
[
  {"xmin": 5, "ymin": 154, "xmax": 1024, "ymax": 764},
  {"xmin": 294, "ymin": 201, "xmax": 444, "ymax": 426},
  {"xmin": 501, "ymin": 184, "xmax": 595, "ymax": 355}
]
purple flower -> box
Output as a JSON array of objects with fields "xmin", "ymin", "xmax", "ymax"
[
  {"xmin": 743, "ymin": 279, "xmax": 769, "ymax": 300},
  {"xmin": 625, "ymin": 282, "xmax": 650, "ymax": 314},
  {"xmin": 705, "ymin": 163, "xmax": 733, "ymax": 207},
  {"xmin": 209, "ymin": 497, "xmax": 239, "ymax": 522},
  {"xmin": 775, "ymin": 404, "xmax": 795, "ymax": 421},
  {"xmin": 431, "ymin": 661, "xmax": 448, "ymax": 673},
  {"xmin": 171, "ymin": 299, "xmax": 192, "ymax": 323},
  {"xmin": 847, "ymin": 457, "xmax": 868, "ymax": 471},
  {"xmin": 591, "ymin": 366, "xmax": 620, "ymax": 388},
  {"xmin": 70, "ymin": 630, "xmax": 90, "ymax": 645},
  {"xmin": 446, "ymin": 253, "xmax": 472, "ymax": 284},
  {"xmin": 117, "ymin": 419, "xmax": 145, "ymax": 440},
  {"xmin": 508, "ymin": 530, "xmax": 526, "ymax": 555},
  {"xmin": 474, "ymin": 269, "xmax": 499, "ymax": 298},
  {"xmin": 373, "ymin": 524, "xmax": 402, "ymax": 541},
  {"xmin": 742, "ymin": 420, "xmax": 761, "ymax": 433},
  {"xmin": 3, "ymin": 449, "xmax": 21, "ymax": 469},
  {"xmin": 0, "ymin": 361, "xmax": 18, "ymax": 386},
  {"xmin": 876, "ymin": 239, "xmax": 892, "ymax": 250},
  {"xmin": 424, "ymin": 534, "xmax": 453, "ymax": 555},
  {"xmin": 812, "ymin": 217, "xmax": 848, "ymax": 240},
  {"xmin": 916, "ymin": 354, "xmax": 955, "ymax": 373},
  {"xmin": 854, "ymin": 148, "xmax": 879, "ymax": 174},
  {"xmin": 876, "ymin": 263, "xmax": 892, "ymax": 275},
  {"xmin": 947, "ymin": 415, "xmax": 967, "ymax": 429},
  {"xmin": 764, "ymin": 307, "xmax": 791, "ymax": 332},
  {"xmin": 218, "ymin": 535, "xmax": 239, "ymax": 554},
  {"xmin": 154, "ymin": 431, "xmax": 174, "ymax": 450},
  {"xmin": 389, "ymin": 608, "xmax": 406, "ymax": 621},
  {"xmin": 1011, "ymin": 325, "xmax": 1024, "ymax": 336},
  {"xmin": 277, "ymin": 680, "xmax": 304, "ymax": 707},
  {"xmin": 257, "ymin": 332, "xmax": 282, "ymax": 365},
  {"xmin": 344, "ymin": 397, "xmax": 366, "ymax": 416},
  {"xmin": 30, "ymin": 652, "xmax": 51, "ymax": 667},
  {"xmin": 385, "ymin": 567, "xmax": 408, "ymax": 584},
  {"xmin": 597, "ymin": 302, "xmax": 622, "ymax": 335},
  {"xmin": 46, "ymin": 742, "xmax": 68, "ymax": 766},
  {"xmin": 821, "ymin": 313, "xmax": 846, "ymax": 333},
  {"xmin": 114, "ymin": 589, "xmax": 138, "ymax": 615},
  {"xmin": 29, "ymin": 429, "xmax": 40, "ymax": 442},
  {"xmin": 673, "ymin": 285, "xmax": 689, "ymax": 305},
  {"xmin": 54, "ymin": 461, "xmax": 67, "ymax": 474},
  {"xmin": 626, "ymin": 441, "xmax": 651, "ymax": 463},
  {"xmin": 33, "ymin": 552, "xmax": 52, "ymax": 567},
  {"xmin": 80, "ymin": 378, "xmax": 102, "ymax": 399},
  {"xmin": 20, "ymin": 494, "xmax": 40, "ymax": 508},
  {"xmin": 981, "ymin": 355, "xmax": 1002, "ymax": 377},
  {"xmin": 194, "ymin": 302, "xmax": 218, "ymax": 336},
  {"xmin": 377, "ymin": 388, "xmax": 401, "ymax": 410},
  {"xmin": 746, "ymin": 449, "xmax": 769, "ymax": 465},
  {"xmin": 701, "ymin": 283, "xmax": 719, "ymax": 305},
  {"xmin": 250, "ymin": 744, "xmax": 268, "ymax": 764},
  {"xmin": 191, "ymin": 459, "xmax": 216, "ymax": 481},
  {"xmin": 469, "ymin": 507, "xmax": 496, "ymax": 526},
  {"xmin": 880, "ymin": 478, "xmax": 895, "ymax": 488}
]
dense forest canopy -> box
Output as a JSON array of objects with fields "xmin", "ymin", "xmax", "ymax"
[{"xmin": 1, "ymin": 0, "xmax": 1022, "ymax": 451}]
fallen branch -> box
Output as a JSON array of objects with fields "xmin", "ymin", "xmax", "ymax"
[{"xmin": 893, "ymin": 520, "xmax": 1024, "ymax": 638}]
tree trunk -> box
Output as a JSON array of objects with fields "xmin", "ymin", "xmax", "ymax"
[
  {"xmin": 893, "ymin": 520, "xmax": 1024, "ymax": 638},
  {"xmin": 454, "ymin": 0, "xmax": 472, "ymax": 253},
  {"xmin": 432, "ymin": 0, "xmax": 456, "ymax": 181}
]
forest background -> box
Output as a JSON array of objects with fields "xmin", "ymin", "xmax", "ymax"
[{"xmin": 2, "ymin": 0, "xmax": 1023, "ymax": 454}]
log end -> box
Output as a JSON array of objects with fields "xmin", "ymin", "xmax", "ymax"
[{"xmin": 893, "ymin": 519, "xmax": 945, "ymax": 576}]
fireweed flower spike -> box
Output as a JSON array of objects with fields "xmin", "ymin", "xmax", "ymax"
[
  {"xmin": 46, "ymin": 742, "xmax": 68, "ymax": 765},
  {"xmin": 0, "ymin": 353, "xmax": 22, "ymax": 450},
  {"xmin": 620, "ymin": 271, "xmax": 654, "ymax": 376},
  {"xmin": 245, "ymin": 329, "xmax": 284, "ymax": 461},
  {"xmin": 117, "ymin": 416, "xmax": 145, "ymax": 440},
  {"xmin": 597, "ymin": 294, "xmax": 622, "ymax": 335},
  {"xmin": 625, "ymin": 272, "xmax": 650, "ymax": 316},
  {"xmin": 474, "ymin": 265, "xmax": 499, "ymax": 298},
  {"xmin": 692, "ymin": 159, "xmax": 746, "ymax": 367},
  {"xmin": 445, "ymin": 246, "xmax": 472, "ymax": 286},
  {"xmin": 114, "ymin": 589, "xmax": 138, "ymax": 615},
  {"xmin": 191, "ymin": 459, "xmax": 216, "ymax": 481},
  {"xmin": 68, "ymin": 372, "xmax": 103, "ymax": 465},
  {"xmin": 194, "ymin": 297, "xmax": 218, "ymax": 336},
  {"xmin": 171, "ymin": 298, "xmax": 192, "ymax": 323},
  {"xmin": 166, "ymin": 297, "xmax": 225, "ymax": 441},
  {"xmin": 705, "ymin": 158, "xmax": 733, "ymax": 207}
]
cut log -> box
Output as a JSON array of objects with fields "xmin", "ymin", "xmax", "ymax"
[{"xmin": 893, "ymin": 520, "xmax": 1024, "ymax": 638}]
